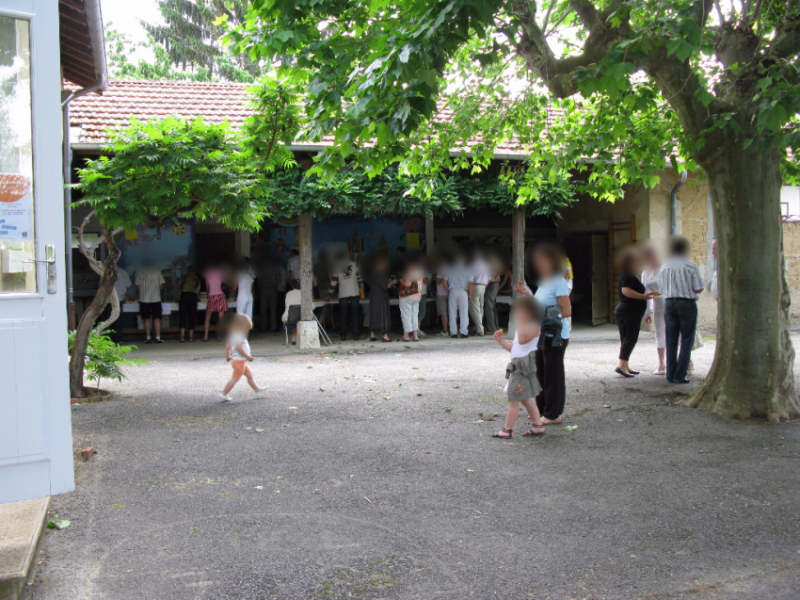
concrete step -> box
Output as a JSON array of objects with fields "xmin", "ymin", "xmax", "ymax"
[{"xmin": 0, "ymin": 497, "xmax": 49, "ymax": 600}]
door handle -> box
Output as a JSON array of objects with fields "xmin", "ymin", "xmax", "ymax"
[
  {"xmin": 23, "ymin": 244, "xmax": 56, "ymax": 294},
  {"xmin": 23, "ymin": 258, "xmax": 55, "ymax": 264}
]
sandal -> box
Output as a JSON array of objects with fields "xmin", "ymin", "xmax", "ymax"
[
  {"xmin": 369, "ymin": 337, "xmax": 379, "ymax": 342},
  {"xmin": 180, "ymin": 338, "xmax": 185, "ymax": 343},
  {"xmin": 522, "ymin": 425, "xmax": 546, "ymax": 436},
  {"xmin": 491, "ymin": 428, "xmax": 513, "ymax": 439},
  {"xmin": 396, "ymin": 338, "xmax": 410, "ymax": 342}
]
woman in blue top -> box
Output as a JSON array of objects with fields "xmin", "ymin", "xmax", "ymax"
[{"xmin": 515, "ymin": 242, "xmax": 572, "ymax": 424}]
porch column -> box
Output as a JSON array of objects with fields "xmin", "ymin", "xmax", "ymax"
[
  {"xmin": 297, "ymin": 214, "xmax": 320, "ymax": 349},
  {"xmin": 509, "ymin": 209, "xmax": 526, "ymax": 338},
  {"xmin": 425, "ymin": 215, "xmax": 434, "ymax": 257}
]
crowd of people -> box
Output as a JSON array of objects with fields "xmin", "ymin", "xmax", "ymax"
[
  {"xmin": 103, "ymin": 236, "xmax": 712, "ymax": 420},
  {"xmin": 612, "ymin": 235, "xmax": 706, "ymax": 384}
]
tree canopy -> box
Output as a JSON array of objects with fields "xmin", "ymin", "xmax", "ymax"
[
  {"xmin": 224, "ymin": 0, "xmax": 800, "ymax": 199},
  {"xmin": 75, "ymin": 117, "xmax": 267, "ymax": 231}
]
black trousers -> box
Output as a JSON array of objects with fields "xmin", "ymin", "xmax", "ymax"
[
  {"xmin": 178, "ymin": 292, "xmax": 198, "ymax": 331},
  {"xmin": 615, "ymin": 311, "xmax": 644, "ymax": 361},
  {"xmin": 535, "ymin": 338, "xmax": 569, "ymax": 420},
  {"xmin": 339, "ymin": 296, "xmax": 360, "ymax": 340}
]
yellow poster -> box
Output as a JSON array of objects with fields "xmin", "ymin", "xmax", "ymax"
[{"xmin": 406, "ymin": 232, "xmax": 420, "ymax": 249}]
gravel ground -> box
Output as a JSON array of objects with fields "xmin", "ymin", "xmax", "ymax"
[{"xmin": 29, "ymin": 328, "xmax": 800, "ymax": 600}]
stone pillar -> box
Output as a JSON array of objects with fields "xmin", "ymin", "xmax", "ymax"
[
  {"xmin": 425, "ymin": 215, "xmax": 434, "ymax": 257},
  {"xmin": 297, "ymin": 214, "xmax": 319, "ymax": 349}
]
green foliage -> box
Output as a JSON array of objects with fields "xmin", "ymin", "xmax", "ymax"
[
  {"xmin": 67, "ymin": 329, "xmax": 147, "ymax": 390},
  {"xmin": 224, "ymin": 0, "xmax": 800, "ymax": 199},
  {"xmin": 144, "ymin": 0, "xmax": 262, "ymax": 82},
  {"xmin": 75, "ymin": 116, "xmax": 267, "ymax": 232},
  {"xmin": 259, "ymin": 165, "xmax": 574, "ymax": 220},
  {"xmin": 105, "ymin": 25, "xmax": 214, "ymax": 82}
]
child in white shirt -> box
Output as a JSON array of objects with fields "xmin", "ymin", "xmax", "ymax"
[
  {"xmin": 219, "ymin": 314, "xmax": 266, "ymax": 401},
  {"xmin": 492, "ymin": 296, "xmax": 546, "ymax": 438}
]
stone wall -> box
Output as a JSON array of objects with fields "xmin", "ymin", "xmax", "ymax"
[
  {"xmin": 782, "ymin": 223, "xmax": 800, "ymax": 323},
  {"xmin": 558, "ymin": 183, "xmax": 651, "ymax": 243}
]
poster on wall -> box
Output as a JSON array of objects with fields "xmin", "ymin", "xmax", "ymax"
[{"xmin": 0, "ymin": 175, "xmax": 33, "ymax": 242}]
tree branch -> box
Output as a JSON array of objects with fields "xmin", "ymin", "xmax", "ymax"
[
  {"xmin": 766, "ymin": 15, "xmax": 800, "ymax": 62},
  {"xmin": 512, "ymin": 0, "xmax": 629, "ymax": 98}
]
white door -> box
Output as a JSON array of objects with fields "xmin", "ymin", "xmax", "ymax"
[{"xmin": 0, "ymin": 0, "xmax": 73, "ymax": 503}]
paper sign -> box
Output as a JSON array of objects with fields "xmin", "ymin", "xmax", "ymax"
[
  {"xmin": 406, "ymin": 232, "xmax": 420, "ymax": 249},
  {"xmin": 0, "ymin": 185, "xmax": 33, "ymax": 242}
]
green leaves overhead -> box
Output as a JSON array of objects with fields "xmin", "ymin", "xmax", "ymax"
[
  {"xmin": 76, "ymin": 116, "xmax": 267, "ymax": 232},
  {"xmin": 222, "ymin": 0, "xmax": 800, "ymax": 198}
]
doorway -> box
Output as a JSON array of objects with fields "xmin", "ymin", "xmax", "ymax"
[{"xmin": 563, "ymin": 233, "xmax": 609, "ymax": 326}]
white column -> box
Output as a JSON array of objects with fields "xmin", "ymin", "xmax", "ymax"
[
  {"xmin": 425, "ymin": 215, "xmax": 434, "ymax": 257},
  {"xmin": 297, "ymin": 214, "xmax": 319, "ymax": 349}
]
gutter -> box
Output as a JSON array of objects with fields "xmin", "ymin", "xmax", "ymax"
[{"xmin": 670, "ymin": 170, "xmax": 688, "ymax": 236}]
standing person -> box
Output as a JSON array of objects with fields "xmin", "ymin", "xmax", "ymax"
[
  {"xmin": 484, "ymin": 251, "xmax": 503, "ymax": 334},
  {"xmin": 614, "ymin": 248, "xmax": 654, "ymax": 377},
  {"xmin": 314, "ymin": 250, "xmax": 338, "ymax": 330},
  {"xmin": 255, "ymin": 254, "xmax": 281, "ymax": 332},
  {"xmin": 659, "ymin": 236, "xmax": 705, "ymax": 384},
  {"xmin": 276, "ymin": 259, "xmax": 288, "ymax": 321},
  {"xmin": 416, "ymin": 255, "xmax": 431, "ymax": 336},
  {"xmin": 368, "ymin": 256, "xmax": 396, "ymax": 342},
  {"xmin": 219, "ymin": 314, "xmax": 266, "ymax": 401},
  {"xmin": 641, "ymin": 244, "xmax": 667, "ymax": 374},
  {"xmin": 178, "ymin": 265, "xmax": 201, "ymax": 343},
  {"xmin": 444, "ymin": 253, "xmax": 473, "ymax": 338},
  {"xmin": 332, "ymin": 250, "xmax": 363, "ymax": 341},
  {"xmin": 287, "ymin": 249, "xmax": 300, "ymax": 282},
  {"xmin": 398, "ymin": 261, "xmax": 423, "ymax": 342},
  {"xmin": 434, "ymin": 256, "xmax": 450, "ymax": 336},
  {"xmin": 515, "ymin": 242, "xmax": 571, "ymax": 424},
  {"xmin": 491, "ymin": 296, "xmax": 546, "ymax": 439},
  {"xmin": 135, "ymin": 260, "xmax": 165, "ymax": 344},
  {"xmin": 468, "ymin": 249, "xmax": 491, "ymax": 336},
  {"xmin": 394, "ymin": 246, "xmax": 407, "ymax": 274},
  {"xmin": 203, "ymin": 262, "xmax": 228, "ymax": 342},
  {"xmin": 235, "ymin": 257, "xmax": 255, "ymax": 322}
]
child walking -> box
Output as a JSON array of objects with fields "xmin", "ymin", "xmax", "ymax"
[
  {"xmin": 492, "ymin": 296, "xmax": 546, "ymax": 438},
  {"xmin": 219, "ymin": 314, "xmax": 266, "ymax": 402}
]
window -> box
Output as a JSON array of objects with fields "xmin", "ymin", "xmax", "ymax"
[{"xmin": 0, "ymin": 17, "xmax": 35, "ymax": 293}]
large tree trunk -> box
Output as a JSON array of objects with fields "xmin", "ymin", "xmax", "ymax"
[
  {"xmin": 687, "ymin": 134, "xmax": 800, "ymax": 421},
  {"xmin": 68, "ymin": 226, "xmax": 121, "ymax": 398}
]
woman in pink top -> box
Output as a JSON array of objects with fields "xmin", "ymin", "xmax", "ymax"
[{"xmin": 203, "ymin": 264, "xmax": 228, "ymax": 342}]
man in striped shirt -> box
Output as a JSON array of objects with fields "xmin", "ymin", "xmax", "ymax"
[
  {"xmin": 658, "ymin": 236, "xmax": 705, "ymax": 383},
  {"xmin": 135, "ymin": 261, "xmax": 166, "ymax": 344}
]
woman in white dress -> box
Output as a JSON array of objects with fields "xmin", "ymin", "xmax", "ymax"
[{"xmin": 641, "ymin": 245, "xmax": 666, "ymax": 375}]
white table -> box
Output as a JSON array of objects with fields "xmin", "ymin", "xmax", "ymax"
[{"xmin": 122, "ymin": 300, "xmax": 238, "ymax": 315}]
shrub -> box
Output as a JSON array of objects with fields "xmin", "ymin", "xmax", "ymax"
[{"xmin": 67, "ymin": 329, "xmax": 147, "ymax": 391}]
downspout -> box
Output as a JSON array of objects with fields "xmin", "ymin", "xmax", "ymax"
[
  {"xmin": 670, "ymin": 170, "xmax": 688, "ymax": 236},
  {"xmin": 62, "ymin": 75, "xmax": 106, "ymax": 330},
  {"xmin": 63, "ymin": 0, "xmax": 108, "ymax": 329}
]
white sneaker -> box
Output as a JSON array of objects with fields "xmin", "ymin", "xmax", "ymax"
[
  {"xmin": 218, "ymin": 392, "xmax": 232, "ymax": 402},
  {"xmin": 255, "ymin": 388, "xmax": 268, "ymax": 396},
  {"xmin": 438, "ymin": 331, "xmax": 449, "ymax": 337},
  {"xmin": 418, "ymin": 330, "xmax": 427, "ymax": 337}
]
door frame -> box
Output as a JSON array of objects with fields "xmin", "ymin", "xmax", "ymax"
[{"xmin": 0, "ymin": 0, "xmax": 73, "ymax": 503}]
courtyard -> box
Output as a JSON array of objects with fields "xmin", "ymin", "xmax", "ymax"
[{"xmin": 28, "ymin": 328, "xmax": 800, "ymax": 600}]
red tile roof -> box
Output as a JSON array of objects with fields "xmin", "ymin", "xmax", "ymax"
[{"xmin": 69, "ymin": 79, "xmax": 540, "ymax": 156}]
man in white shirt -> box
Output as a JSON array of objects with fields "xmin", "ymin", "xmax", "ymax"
[
  {"xmin": 135, "ymin": 261, "xmax": 166, "ymax": 344},
  {"xmin": 468, "ymin": 249, "xmax": 491, "ymax": 336},
  {"xmin": 332, "ymin": 251, "xmax": 363, "ymax": 341},
  {"xmin": 658, "ymin": 236, "xmax": 705, "ymax": 384}
]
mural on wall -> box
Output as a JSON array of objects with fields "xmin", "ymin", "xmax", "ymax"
[
  {"xmin": 251, "ymin": 216, "xmax": 423, "ymax": 266},
  {"xmin": 119, "ymin": 219, "xmax": 195, "ymax": 302}
]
